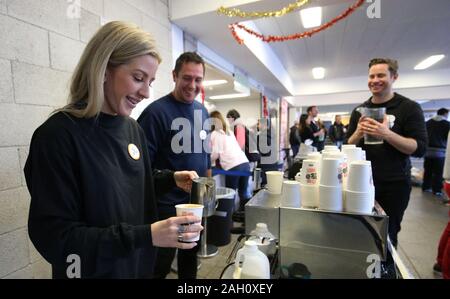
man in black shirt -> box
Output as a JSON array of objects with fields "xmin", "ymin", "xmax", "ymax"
[
  {"xmin": 423, "ymin": 108, "xmax": 450, "ymax": 196},
  {"xmin": 307, "ymin": 106, "xmax": 325, "ymax": 151},
  {"xmin": 347, "ymin": 58, "xmax": 427, "ymax": 248}
]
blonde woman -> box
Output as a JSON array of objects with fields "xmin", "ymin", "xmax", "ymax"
[
  {"xmin": 210, "ymin": 111, "xmax": 251, "ymax": 222},
  {"xmin": 25, "ymin": 21, "xmax": 202, "ymax": 279}
]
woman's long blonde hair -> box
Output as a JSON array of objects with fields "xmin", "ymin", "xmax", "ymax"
[
  {"xmin": 210, "ymin": 111, "xmax": 228, "ymax": 133},
  {"xmin": 57, "ymin": 21, "xmax": 161, "ymax": 118}
]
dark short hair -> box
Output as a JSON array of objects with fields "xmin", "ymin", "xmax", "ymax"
[
  {"xmin": 437, "ymin": 108, "xmax": 449, "ymax": 116},
  {"xmin": 226, "ymin": 109, "xmax": 240, "ymax": 120},
  {"xmin": 174, "ymin": 52, "xmax": 205, "ymax": 76},
  {"xmin": 306, "ymin": 106, "xmax": 317, "ymax": 114},
  {"xmin": 369, "ymin": 58, "xmax": 399, "ymax": 76}
]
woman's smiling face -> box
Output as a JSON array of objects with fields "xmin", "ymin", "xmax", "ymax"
[{"xmin": 102, "ymin": 55, "xmax": 159, "ymax": 116}]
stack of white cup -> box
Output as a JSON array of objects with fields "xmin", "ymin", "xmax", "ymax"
[
  {"xmin": 265, "ymin": 171, "xmax": 284, "ymax": 195},
  {"xmin": 323, "ymin": 151, "xmax": 348, "ymax": 199},
  {"xmin": 281, "ymin": 181, "xmax": 301, "ymax": 208},
  {"xmin": 345, "ymin": 161, "xmax": 374, "ymax": 214},
  {"xmin": 296, "ymin": 159, "xmax": 320, "ymax": 208},
  {"xmin": 342, "ymin": 146, "xmax": 363, "ymax": 166},
  {"xmin": 319, "ymin": 158, "xmax": 343, "ymax": 211},
  {"xmin": 323, "ymin": 145, "xmax": 340, "ymax": 152}
]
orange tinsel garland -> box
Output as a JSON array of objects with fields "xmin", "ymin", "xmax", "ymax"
[{"xmin": 229, "ymin": 0, "xmax": 365, "ymax": 44}]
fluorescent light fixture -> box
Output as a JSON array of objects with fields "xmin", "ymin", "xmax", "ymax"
[
  {"xmin": 414, "ymin": 55, "xmax": 445, "ymax": 70},
  {"xmin": 209, "ymin": 93, "xmax": 250, "ymax": 100},
  {"xmin": 312, "ymin": 67, "xmax": 325, "ymax": 79},
  {"xmin": 300, "ymin": 7, "xmax": 322, "ymax": 28},
  {"xmin": 202, "ymin": 80, "xmax": 228, "ymax": 87}
]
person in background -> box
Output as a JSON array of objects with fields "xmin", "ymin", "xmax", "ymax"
[
  {"xmin": 137, "ymin": 52, "xmax": 211, "ymax": 279},
  {"xmin": 328, "ymin": 115, "xmax": 346, "ymax": 149},
  {"xmin": 210, "ymin": 111, "xmax": 251, "ymax": 234},
  {"xmin": 226, "ymin": 109, "xmax": 260, "ymax": 164},
  {"xmin": 347, "ymin": 58, "xmax": 427, "ymax": 248},
  {"xmin": 25, "ymin": 21, "xmax": 202, "ymax": 279},
  {"xmin": 422, "ymin": 108, "xmax": 450, "ymax": 197},
  {"xmin": 307, "ymin": 106, "xmax": 325, "ymax": 151},
  {"xmin": 299, "ymin": 113, "xmax": 314, "ymax": 147},
  {"xmin": 317, "ymin": 119, "xmax": 327, "ymax": 150},
  {"xmin": 289, "ymin": 120, "xmax": 301, "ymax": 158},
  {"xmin": 434, "ymin": 130, "xmax": 450, "ymax": 279}
]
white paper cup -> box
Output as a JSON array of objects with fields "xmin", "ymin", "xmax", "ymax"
[
  {"xmin": 342, "ymin": 147, "xmax": 363, "ymax": 165},
  {"xmin": 342, "ymin": 144, "xmax": 356, "ymax": 150},
  {"xmin": 175, "ymin": 204, "xmax": 204, "ymax": 242},
  {"xmin": 319, "ymin": 184, "xmax": 343, "ymax": 212},
  {"xmin": 281, "ymin": 181, "xmax": 301, "ymax": 208},
  {"xmin": 324, "ymin": 145, "xmax": 339, "ymax": 151},
  {"xmin": 266, "ymin": 171, "xmax": 284, "ymax": 194},
  {"xmin": 344, "ymin": 190, "xmax": 374, "ymax": 214},
  {"xmin": 299, "ymin": 159, "xmax": 320, "ymax": 185},
  {"xmin": 347, "ymin": 161, "xmax": 372, "ymax": 192},
  {"xmin": 320, "ymin": 158, "xmax": 342, "ymax": 186},
  {"xmin": 307, "ymin": 152, "xmax": 322, "ymax": 160},
  {"xmin": 300, "ymin": 184, "xmax": 318, "ymax": 208}
]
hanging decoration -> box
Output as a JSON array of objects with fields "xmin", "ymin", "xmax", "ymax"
[
  {"xmin": 229, "ymin": 0, "xmax": 365, "ymax": 44},
  {"xmin": 262, "ymin": 95, "xmax": 268, "ymax": 118},
  {"xmin": 217, "ymin": 0, "xmax": 309, "ymax": 19}
]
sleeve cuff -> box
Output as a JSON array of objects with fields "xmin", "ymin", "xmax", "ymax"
[{"xmin": 134, "ymin": 224, "xmax": 153, "ymax": 249}]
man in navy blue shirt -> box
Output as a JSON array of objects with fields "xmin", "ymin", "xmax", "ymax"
[{"xmin": 138, "ymin": 52, "xmax": 211, "ymax": 279}]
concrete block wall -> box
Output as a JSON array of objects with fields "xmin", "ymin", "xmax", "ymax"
[{"xmin": 0, "ymin": 0, "xmax": 173, "ymax": 279}]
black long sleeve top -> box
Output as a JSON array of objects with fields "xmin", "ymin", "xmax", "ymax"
[
  {"xmin": 346, "ymin": 93, "xmax": 428, "ymax": 182},
  {"xmin": 25, "ymin": 112, "xmax": 175, "ymax": 278}
]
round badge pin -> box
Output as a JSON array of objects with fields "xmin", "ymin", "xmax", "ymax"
[
  {"xmin": 128, "ymin": 144, "xmax": 140, "ymax": 160},
  {"xmin": 199, "ymin": 130, "xmax": 207, "ymax": 140}
]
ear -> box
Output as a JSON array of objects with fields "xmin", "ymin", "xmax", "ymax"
[
  {"xmin": 172, "ymin": 70, "xmax": 177, "ymax": 82},
  {"xmin": 104, "ymin": 68, "xmax": 111, "ymax": 83},
  {"xmin": 392, "ymin": 73, "xmax": 398, "ymax": 81}
]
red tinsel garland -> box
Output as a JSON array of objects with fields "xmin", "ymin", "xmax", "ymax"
[{"xmin": 229, "ymin": 0, "xmax": 365, "ymax": 44}]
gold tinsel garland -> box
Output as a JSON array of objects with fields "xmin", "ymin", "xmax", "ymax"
[
  {"xmin": 217, "ymin": 0, "xmax": 309, "ymax": 18},
  {"xmin": 229, "ymin": 0, "xmax": 365, "ymax": 44}
]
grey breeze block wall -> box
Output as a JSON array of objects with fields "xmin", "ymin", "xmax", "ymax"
[{"xmin": 0, "ymin": 0, "xmax": 173, "ymax": 279}]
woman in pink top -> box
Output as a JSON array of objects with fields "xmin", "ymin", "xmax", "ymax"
[{"xmin": 210, "ymin": 111, "xmax": 251, "ymax": 212}]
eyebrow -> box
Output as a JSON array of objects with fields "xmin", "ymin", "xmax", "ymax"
[{"xmin": 133, "ymin": 69, "xmax": 149, "ymax": 77}]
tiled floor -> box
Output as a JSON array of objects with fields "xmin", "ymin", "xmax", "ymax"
[
  {"xmin": 397, "ymin": 187, "xmax": 448, "ymax": 278},
  {"xmin": 167, "ymin": 186, "xmax": 449, "ymax": 279}
]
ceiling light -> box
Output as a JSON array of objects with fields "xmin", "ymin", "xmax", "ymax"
[
  {"xmin": 209, "ymin": 93, "xmax": 250, "ymax": 100},
  {"xmin": 202, "ymin": 80, "xmax": 228, "ymax": 87},
  {"xmin": 300, "ymin": 7, "xmax": 322, "ymax": 29},
  {"xmin": 414, "ymin": 55, "xmax": 445, "ymax": 70},
  {"xmin": 312, "ymin": 67, "xmax": 325, "ymax": 79}
]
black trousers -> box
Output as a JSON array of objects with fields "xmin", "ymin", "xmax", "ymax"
[
  {"xmin": 374, "ymin": 179, "xmax": 412, "ymax": 248},
  {"xmin": 422, "ymin": 157, "xmax": 445, "ymax": 193},
  {"xmin": 153, "ymin": 208, "xmax": 199, "ymax": 279}
]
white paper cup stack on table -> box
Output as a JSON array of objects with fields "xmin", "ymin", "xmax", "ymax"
[
  {"xmin": 297, "ymin": 159, "xmax": 320, "ymax": 208},
  {"xmin": 341, "ymin": 144, "xmax": 356, "ymax": 150},
  {"xmin": 175, "ymin": 203, "xmax": 204, "ymax": 242},
  {"xmin": 306, "ymin": 152, "xmax": 322, "ymax": 175},
  {"xmin": 342, "ymin": 146, "xmax": 363, "ymax": 165},
  {"xmin": 281, "ymin": 180, "xmax": 301, "ymax": 208},
  {"xmin": 319, "ymin": 158, "xmax": 343, "ymax": 211},
  {"xmin": 265, "ymin": 171, "xmax": 284, "ymax": 195},
  {"xmin": 323, "ymin": 152, "xmax": 348, "ymax": 192},
  {"xmin": 345, "ymin": 161, "xmax": 374, "ymax": 214},
  {"xmin": 324, "ymin": 145, "xmax": 340, "ymax": 152}
]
